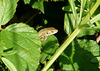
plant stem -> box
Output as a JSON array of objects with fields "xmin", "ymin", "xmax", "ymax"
[
  {"xmin": 25, "ymin": 12, "xmax": 38, "ymax": 24},
  {"xmin": 80, "ymin": 1, "xmax": 100, "ymax": 25},
  {"xmin": 41, "ymin": 28, "xmax": 81, "ymax": 71}
]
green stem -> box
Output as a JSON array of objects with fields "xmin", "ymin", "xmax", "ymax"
[
  {"xmin": 80, "ymin": 1, "xmax": 100, "ymax": 25},
  {"xmin": 41, "ymin": 1, "xmax": 100, "ymax": 71},
  {"xmin": 25, "ymin": 12, "xmax": 38, "ymax": 24},
  {"xmin": 41, "ymin": 28, "xmax": 81, "ymax": 71}
]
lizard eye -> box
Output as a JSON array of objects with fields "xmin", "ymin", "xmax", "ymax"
[
  {"xmin": 46, "ymin": 32, "xmax": 49, "ymax": 34},
  {"xmin": 51, "ymin": 31, "xmax": 54, "ymax": 33}
]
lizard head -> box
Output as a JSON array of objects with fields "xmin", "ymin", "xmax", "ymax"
[{"xmin": 45, "ymin": 27, "xmax": 58, "ymax": 36}]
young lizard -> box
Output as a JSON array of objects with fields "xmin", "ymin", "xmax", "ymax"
[{"xmin": 38, "ymin": 27, "xmax": 58, "ymax": 41}]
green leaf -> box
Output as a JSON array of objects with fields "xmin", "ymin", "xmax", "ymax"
[
  {"xmin": 79, "ymin": 0, "xmax": 87, "ymax": 23},
  {"xmin": 91, "ymin": 57, "xmax": 100, "ymax": 63},
  {"xmin": 0, "ymin": 0, "xmax": 17, "ymax": 25},
  {"xmin": 64, "ymin": 13, "xmax": 74, "ymax": 35},
  {"xmin": 1, "ymin": 23, "xmax": 41, "ymax": 71},
  {"xmin": 90, "ymin": 14, "xmax": 100, "ymax": 24},
  {"xmin": 31, "ymin": 1, "xmax": 44, "ymax": 13},
  {"xmin": 95, "ymin": 20, "xmax": 100, "ymax": 26},
  {"xmin": 24, "ymin": 0, "xmax": 44, "ymax": 13},
  {"xmin": 62, "ymin": 6, "xmax": 71, "ymax": 12},
  {"xmin": 68, "ymin": 0, "xmax": 78, "ymax": 27},
  {"xmin": 24, "ymin": 0, "xmax": 30, "ymax": 4},
  {"xmin": 77, "ymin": 26, "xmax": 100, "ymax": 37},
  {"xmin": 49, "ymin": 0, "xmax": 64, "ymax": 1},
  {"xmin": 48, "ymin": 68, "xmax": 54, "ymax": 71},
  {"xmin": 24, "ymin": 0, "xmax": 64, "ymax": 3},
  {"xmin": 85, "ymin": 0, "xmax": 96, "ymax": 10},
  {"xmin": 2, "ymin": 48, "xmax": 17, "ymax": 56},
  {"xmin": 40, "ymin": 35, "xmax": 59, "ymax": 63},
  {"xmin": 80, "ymin": 1, "xmax": 100, "ymax": 25},
  {"xmin": 0, "ymin": 44, "xmax": 4, "ymax": 57},
  {"xmin": 62, "ymin": 6, "xmax": 79, "ymax": 12},
  {"xmin": 2, "ymin": 57, "xmax": 17, "ymax": 71},
  {"xmin": 59, "ymin": 39, "xmax": 99, "ymax": 71}
]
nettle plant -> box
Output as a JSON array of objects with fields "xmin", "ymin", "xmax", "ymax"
[{"xmin": 0, "ymin": 0, "xmax": 100, "ymax": 71}]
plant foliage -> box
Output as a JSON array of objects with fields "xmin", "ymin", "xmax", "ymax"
[{"xmin": 0, "ymin": 0, "xmax": 100, "ymax": 71}]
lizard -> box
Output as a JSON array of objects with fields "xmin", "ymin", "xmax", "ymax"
[{"xmin": 38, "ymin": 27, "xmax": 58, "ymax": 41}]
